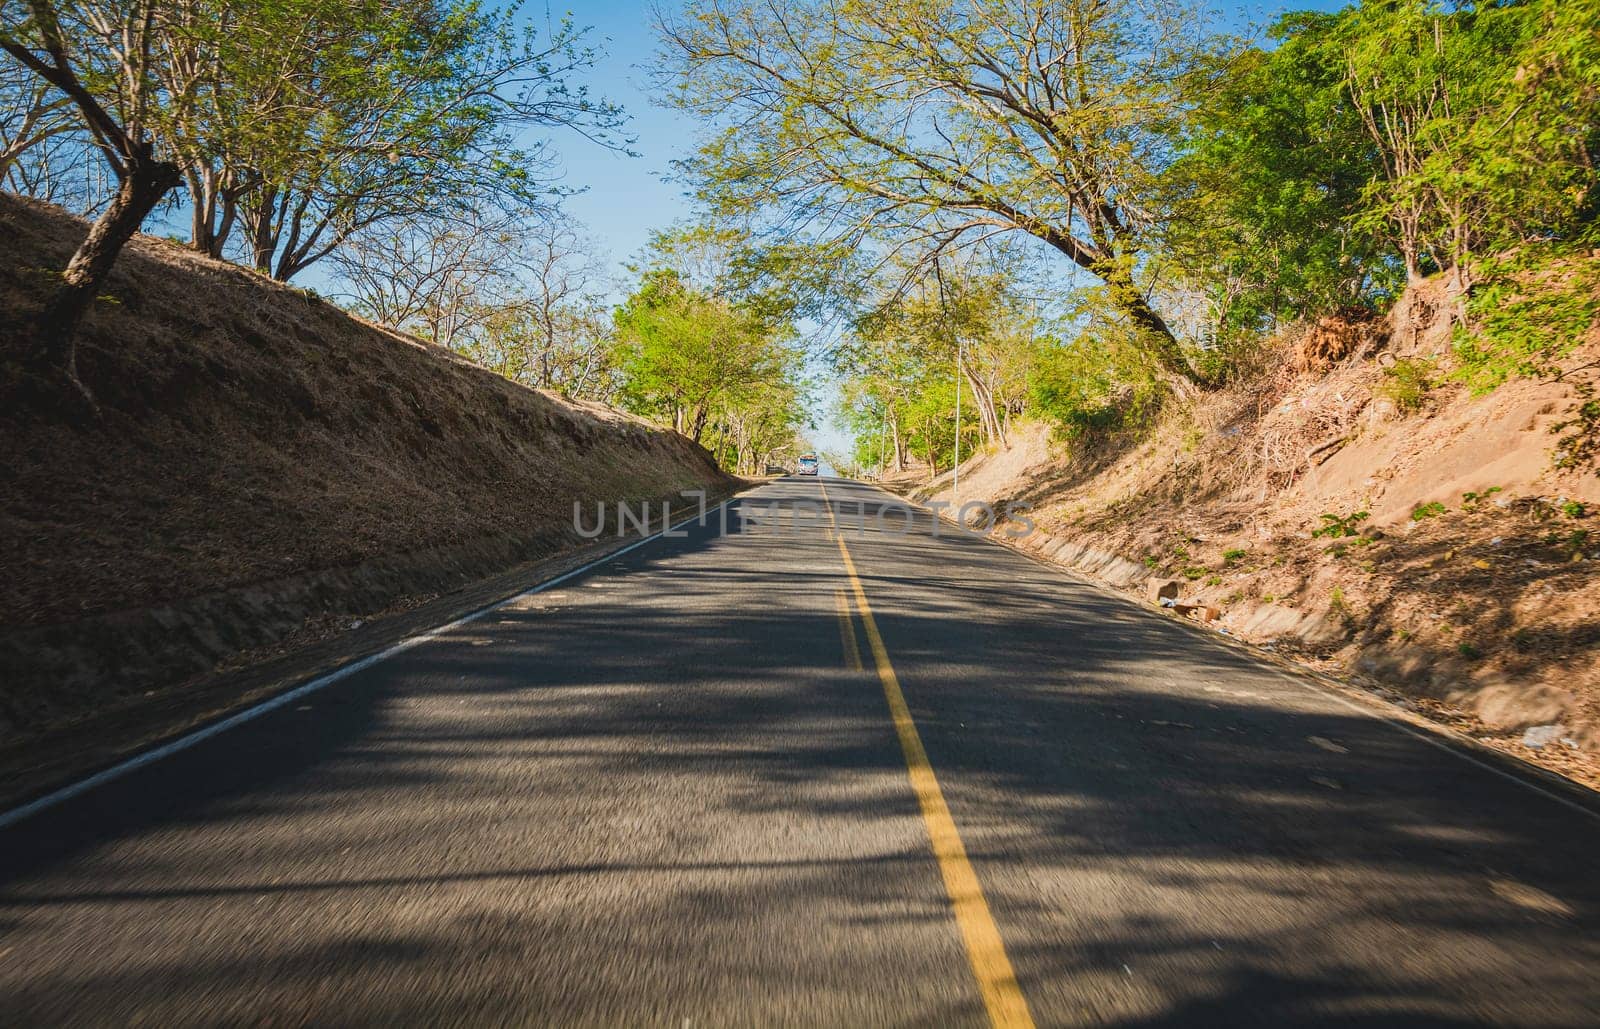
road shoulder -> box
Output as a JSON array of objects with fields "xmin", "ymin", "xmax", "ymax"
[{"xmin": 0, "ymin": 483, "xmax": 751, "ymax": 814}]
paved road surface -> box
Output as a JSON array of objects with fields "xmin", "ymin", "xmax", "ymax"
[{"xmin": 2, "ymin": 478, "xmax": 1597, "ymax": 1025}]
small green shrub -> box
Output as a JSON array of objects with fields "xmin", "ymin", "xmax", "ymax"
[
  {"xmin": 1312, "ymin": 511, "xmax": 1370, "ymax": 538},
  {"xmin": 1555, "ymin": 528, "xmax": 1590, "ymax": 559},
  {"xmin": 1222, "ymin": 548, "xmax": 1248, "ymax": 565},
  {"xmin": 1457, "ymin": 642, "xmax": 1482, "ymax": 660},
  {"xmin": 1182, "ymin": 565, "xmax": 1206, "ymax": 580},
  {"xmin": 1375, "ymin": 358, "xmax": 1435, "ymax": 413},
  {"xmin": 1411, "ymin": 501, "xmax": 1447, "ymax": 521},
  {"xmin": 1560, "ymin": 500, "xmax": 1586, "ymax": 519},
  {"xmin": 1205, "ymin": 575, "xmax": 1222, "ymax": 586},
  {"xmin": 1462, "ymin": 486, "xmax": 1503, "ymax": 506},
  {"xmin": 1551, "ymin": 383, "xmax": 1600, "ymax": 475},
  {"xmin": 1031, "ymin": 329, "xmax": 1165, "ymax": 444}
]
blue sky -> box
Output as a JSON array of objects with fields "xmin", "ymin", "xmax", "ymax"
[{"xmin": 552, "ymin": 3, "xmax": 696, "ymax": 283}]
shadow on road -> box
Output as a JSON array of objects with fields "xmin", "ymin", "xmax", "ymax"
[{"xmin": 0, "ymin": 481, "xmax": 1595, "ymax": 1024}]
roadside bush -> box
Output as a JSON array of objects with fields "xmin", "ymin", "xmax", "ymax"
[
  {"xmin": 1375, "ymin": 357, "xmax": 1435, "ymax": 412},
  {"xmin": 1031, "ymin": 335, "xmax": 1164, "ymax": 445},
  {"xmin": 1454, "ymin": 248, "xmax": 1600, "ymax": 393},
  {"xmin": 1312, "ymin": 511, "xmax": 1370, "ymax": 538},
  {"xmin": 1411, "ymin": 501, "xmax": 1447, "ymax": 520}
]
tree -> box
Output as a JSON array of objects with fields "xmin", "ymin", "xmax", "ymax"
[
  {"xmin": 0, "ymin": 49, "xmax": 77, "ymax": 181},
  {"xmin": 845, "ymin": 263, "xmax": 1037, "ymax": 452},
  {"xmin": 495, "ymin": 217, "xmax": 612, "ymax": 393},
  {"xmin": 1, "ymin": 0, "xmax": 187, "ymax": 402},
  {"xmin": 659, "ymin": 0, "xmax": 1239, "ymax": 385},
  {"xmin": 144, "ymin": 0, "xmax": 316, "ymax": 259},
  {"xmin": 1162, "ymin": 10, "xmax": 1391, "ymax": 338},
  {"xmin": 233, "ymin": 2, "xmax": 627, "ymax": 281},
  {"xmin": 1340, "ymin": 0, "xmax": 1596, "ymax": 292},
  {"xmin": 457, "ymin": 217, "xmax": 617, "ymax": 398},
  {"xmin": 333, "ymin": 206, "xmax": 525, "ymax": 348},
  {"xmin": 612, "ymin": 268, "xmax": 781, "ymax": 443}
]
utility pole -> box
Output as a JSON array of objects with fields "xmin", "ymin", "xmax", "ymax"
[
  {"xmin": 878, "ymin": 401, "xmax": 888, "ymax": 480},
  {"xmin": 953, "ymin": 335, "xmax": 962, "ymax": 506}
]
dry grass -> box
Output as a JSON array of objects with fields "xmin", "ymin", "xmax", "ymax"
[{"xmin": 907, "ymin": 267, "xmax": 1600, "ymax": 786}]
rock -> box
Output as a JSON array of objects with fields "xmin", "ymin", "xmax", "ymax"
[
  {"xmin": 1146, "ymin": 578, "xmax": 1181, "ymax": 604},
  {"xmin": 1522, "ymin": 724, "xmax": 1565, "ymax": 750},
  {"xmin": 1470, "ymin": 683, "xmax": 1573, "ymax": 730}
]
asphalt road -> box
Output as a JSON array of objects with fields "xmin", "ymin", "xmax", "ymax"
[{"xmin": 2, "ymin": 478, "xmax": 1597, "ymax": 1026}]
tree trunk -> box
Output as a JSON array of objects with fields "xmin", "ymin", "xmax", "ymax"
[
  {"xmin": 31, "ymin": 157, "xmax": 182, "ymax": 402},
  {"xmin": 960, "ymin": 356, "xmax": 1004, "ymax": 448},
  {"xmin": 1098, "ymin": 263, "xmax": 1210, "ymax": 388}
]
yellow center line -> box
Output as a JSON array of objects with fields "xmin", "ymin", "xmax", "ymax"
[
  {"xmin": 820, "ymin": 481, "xmax": 1035, "ymax": 1029},
  {"xmin": 834, "ymin": 587, "xmax": 864, "ymax": 672}
]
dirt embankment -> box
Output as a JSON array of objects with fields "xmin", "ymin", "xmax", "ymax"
[
  {"xmin": 900, "ymin": 271, "xmax": 1600, "ymax": 790},
  {"xmin": 0, "ymin": 194, "xmax": 734, "ymax": 749}
]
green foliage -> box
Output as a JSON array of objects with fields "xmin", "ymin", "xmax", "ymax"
[
  {"xmin": 1375, "ymin": 358, "xmax": 1436, "ymax": 413},
  {"xmin": 1222, "ymin": 548, "xmax": 1248, "ymax": 565},
  {"xmin": 1029, "ymin": 308, "xmax": 1165, "ymax": 446},
  {"xmin": 661, "ymin": 0, "xmax": 1234, "ymax": 385},
  {"xmin": 1341, "ymin": 0, "xmax": 1597, "ymax": 280},
  {"xmin": 1411, "ymin": 501, "xmax": 1447, "ymax": 520},
  {"xmin": 840, "ymin": 265, "xmax": 1038, "ymax": 473},
  {"xmin": 1165, "ymin": 10, "xmax": 1392, "ymax": 333},
  {"xmin": 1164, "ymin": 0, "xmax": 1597, "ymax": 358},
  {"xmin": 1562, "ymin": 500, "xmax": 1587, "ymax": 519},
  {"xmin": 1462, "ymin": 486, "xmax": 1503, "ymax": 506},
  {"xmin": 814, "ymin": 0, "xmax": 1594, "ymax": 444},
  {"xmin": 610, "ymin": 265, "xmax": 808, "ymax": 473},
  {"xmin": 1454, "ymin": 251, "xmax": 1600, "ymax": 392},
  {"xmin": 1553, "ymin": 384, "xmax": 1600, "ymax": 476},
  {"xmin": 1312, "ymin": 511, "xmax": 1370, "ymax": 539}
]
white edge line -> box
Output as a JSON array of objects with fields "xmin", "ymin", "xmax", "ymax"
[
  {"xmin": 1272, "ymin": 671, "xmax": 1600, "ymax": 824},
  {"xmin": 0, "ymin": 500, "xmax": 734, "ymax": 831},
  {"xmin": 851, "ymin": 479, "xmax": 1600, "ymax": 825}
]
